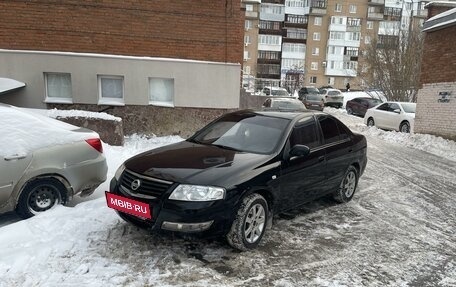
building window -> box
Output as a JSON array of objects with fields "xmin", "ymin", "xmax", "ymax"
[
  {"xmin": 287, "ymin": 14, "xmax": 308, "ymax": 24},
  {"xmin": 287, "ymin": 28, "xmax": 307, "ymax": 39},
  {"xmin": 149, "ymin": 78, "xmax": 174, "ymax": 107},
  {"xmin": 44, "ymin": 73, "xmax": 72, "ymax": 103},
  {"xmin": 367, "ymin": 21, "xmax": 374, "ymax": 29},
  {"xmin": 258, "ymin": 50, "xmax": 281, "ymax": 59},
  {"xmin": 328, "ymin": 77, "xmax": 335, "ymax": 85},
  {"xmin": 310, "ymin": 76, "xmax": 317, "ymax": 84},
  {"xmin": 311, "ymin": 62, "xmax": 318, "ymax": 70},
  {"xmin": 312, "ymin": 47, "xmax": 319, "ymax": 55},
  {"xmin": 259, "ymin": 20, "xmax": 281, "ymax": 30},
  {"xmin": 329, "ymin": 31, "xmax": 345, "ymax": 40},
  {"xmin": 314, "ymin": 17, "xmax": 322, "ymax": 26},
  {"xmin": 245, "ymin": 20, "xmax": 252, "ymax": 30},
  {"xmin": 335, "ymin": 3, "xmax": 342, "ymax": 12},
  {"xmin": 98, "ymin": 75, "xmax": 124, "ymax": 105},
  {"xmin": 313, "ymin": 32, "xmax": 321, "ymax": 41},
  {"xmin": 244, "ymin": 35, "xmax": 251, "ymax": 45},
  {"xmin": 365, "ymin": 35, "xmax": 371, "ymax": 44},
  {"xmin": 347, "ymin": 17, "xmax": 361, "ymax": 26},
  {"xmin": 349, "ymin": 4, "xmax": 356, "ymax": 13},
  {"xmin": 244, "ymin": 51, "xmax": 250, "ymax": 60},
  {"xmin": 244, "ymin": 66, "xmax": 251, "ymax": 75},
  {"xmin": 245, "ymin": 4, "xmax": 253, "ymax": 12}
]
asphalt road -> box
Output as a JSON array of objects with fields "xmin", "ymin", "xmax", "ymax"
[{"xmin": 90, "ymin": 133, "xmax": 456, "ymax": 287}]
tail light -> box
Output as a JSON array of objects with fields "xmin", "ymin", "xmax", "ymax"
[{"xmin": 85, "ymin": 138, "xmax": 103, "ymax": 153}]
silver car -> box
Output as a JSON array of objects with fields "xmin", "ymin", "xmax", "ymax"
[{"xmin": 0, "ymin": 104, "xmax": 108, "ymax": 218}]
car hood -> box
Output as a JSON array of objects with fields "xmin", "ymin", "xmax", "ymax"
[{"xmin": 124, "ymin": 140, "xmax": 274, "ymax": 187}]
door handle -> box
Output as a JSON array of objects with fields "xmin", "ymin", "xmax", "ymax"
[
  {"xmin": 4, "ymin": 154, "xmax": 27, "ymax": 161},
  {"xmin": 318, "ymin": 156, "xmax": 325, "ymax": 162}
]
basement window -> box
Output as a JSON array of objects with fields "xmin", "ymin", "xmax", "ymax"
[
  {"xmin": 149, "ymin": 78, "xmax": 174, "ymax": 107},
  {"xmin": 44, "ymin": 73, "xmax": 73, "ymax": 104}
]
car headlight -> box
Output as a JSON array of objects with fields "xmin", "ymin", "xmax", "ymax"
[
  {"xmin": 114, "ymin": 164, "xmax": 125, "ymax": 180},
  {"xmin": 169, "ymin": 184, "xmax": 226, "ymax": 201}
]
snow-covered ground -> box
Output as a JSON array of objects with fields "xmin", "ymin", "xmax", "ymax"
[{"xmin": 1, "ymin": 108, "xmax": 455, "ymax": 287}]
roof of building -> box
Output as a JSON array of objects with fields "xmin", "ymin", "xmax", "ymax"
[{"xmin": 422, "ymin": 5, "xmax": 456, "ymax": 32}]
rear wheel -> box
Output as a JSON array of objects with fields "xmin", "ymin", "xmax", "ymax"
[
  {"xmin": 347, "ymin": 107, "xmax": 353, "ymax": 115},
  {"xmin": 333, "ymin": 166, "xmax": 359, "ymax": 203},
  {"xmin": 16, "ymin": 178, "xmax": 66, "ymax": 219},
  {"xmin": 226, "ymin": 193, "xmax": 268, "ymax": 251},
  {"xmin": 367, "ymin": 117, "xmax": 375, "ymax": 127},
  {"xmin": 400, "ymin": 121, "xmax": 410, "ymax": 133}
]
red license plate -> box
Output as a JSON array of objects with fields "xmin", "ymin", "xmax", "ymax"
[{"xmin": 105, "ymin": 191, "xmax": 152, "ymax": 219}]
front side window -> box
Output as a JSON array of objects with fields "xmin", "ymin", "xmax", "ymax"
[
  {"xmin": 98, "ymin": 75, "xmax": 124, "ymax": 105},
  {"xmin": 149, "ymin": 78, "xmax": 174, "ymax": 107},
  {"xmin": 289, "ymin": 117, "xmax": 319, "ymax": 148},
  {"xmin": 376, "ymin": 103, "xmax": 389, "ymax": 111},
  {"xmin": 45, "ymin": 73, "xmax": 72, "ymax": 103}
]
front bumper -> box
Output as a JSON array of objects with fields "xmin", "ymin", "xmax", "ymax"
[{"xmin": 109, "ymin": 178, "xmax": 237, "ymax": 237}]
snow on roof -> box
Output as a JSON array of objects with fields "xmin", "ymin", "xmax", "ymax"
[
  {"xmin": 422, "ymin": 7, "xmax": 456, "ymax": 32},
  {"xmin": 0, "ymin": 106, "xmax": 98, "ymax": 156},
  {"xmin": 0, "ymin": 77, "xmax": 25, "ymax": 95}
]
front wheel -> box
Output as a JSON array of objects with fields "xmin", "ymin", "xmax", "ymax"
[
  {"xmin": 346, "ymin": 107, "xmax": 353, "ymax": 115},
  {"xmin": 399, "ymin": 121, "xmax": 410, "ymax": 133},
  {"xmin": 226, "ymin": 193, "xmax": 268, "ymax": 251},
  {"xmin": 16, "ymin": 178, "xmax": 66, "ymax": 219},
  {"xmin": 333, "ymin": 166, "xmax": 359, "ymax": 203}
]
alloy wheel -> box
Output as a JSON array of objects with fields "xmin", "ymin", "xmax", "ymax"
[
  {"xmin": 244, "ymin": 203, "xmax": 266, "ymax": 244},
  {"xmin": 342, "ymin": 171, "xmax": 357, "ymax": 198}
]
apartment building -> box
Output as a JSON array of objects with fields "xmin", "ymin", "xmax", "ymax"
[{"xmin": 242, "ymin": 0, "xmax": 428, "ymax": 92}]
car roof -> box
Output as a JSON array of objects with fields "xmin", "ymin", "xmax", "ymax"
[
  {"xmin": 233, "ymin": 109, "xmax": 326, "ymax": 120},
  {"xmin": 269, "ymin": 97, "xmax": 300, "ymax": 101}
]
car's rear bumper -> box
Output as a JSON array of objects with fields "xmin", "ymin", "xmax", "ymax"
[{"xmin": 66, "ymin": 155, "xmax": 108, "ymax": 197}]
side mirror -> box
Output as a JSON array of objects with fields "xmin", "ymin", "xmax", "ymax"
[
  {"xmin": 289, "ymin": 144, "xmax": 310, "ymax": 159},
  {"xmin": 393, "ymin": 109, "xmax": 401, "ymax": 114}
]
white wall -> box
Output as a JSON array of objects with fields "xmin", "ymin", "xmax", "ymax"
[{"xmin": 0, "ymin": 50, "xmax": 241, "ymax": 109}]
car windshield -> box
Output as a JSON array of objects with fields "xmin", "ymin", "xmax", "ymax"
[
  {"xmin": 190, "ymin": 113, "xmax": 290, "ymax": 154},
  {"xmin": 271, "ymin": 100, "xmax": 305, "ymax": 110},
  {"xmin": 306, "ymin": 94, "xmax": 322, "ymax": 101},
  {"xmin": 328, "ymin": 91, "xmax": 341, "ymax": 96},
  {"xmin": 401, "ymin": 103, "xmax": 416, "ymax": 113}
]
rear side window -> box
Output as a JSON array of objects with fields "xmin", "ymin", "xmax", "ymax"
[
  {"xmin": 289, "ymin": 117, "xmax": 319, "ymax": 148},
  {"xmin": 318, "ymin": 116, "xmax": 340, "ymax": 144}
]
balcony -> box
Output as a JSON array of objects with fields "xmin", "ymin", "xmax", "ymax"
[
  {"xmin": 367, "ymin": 12, "xmax": 384, "ymax": 20},
  {"xmin": 284, "ymin": 14, "xmax": 308, "ymax": 28},
  {"xmin": 346, "ymin": 25, "xmax": 361, "ymax": 32},
  {"xmin": 368, "ymin": 0, "xmax": 384, "ymax": 5},
  {"xmin": 309, "ymin": 0, "xmax": 327, "ymax": 15},
  {"xmin": 282, "ymin": 29, "xmax": 307, "ymax": 44}
]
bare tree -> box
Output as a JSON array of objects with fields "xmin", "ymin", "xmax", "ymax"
[{"xmin": 360, "ymin": 25, "xmax": 424, "ymax": 102}]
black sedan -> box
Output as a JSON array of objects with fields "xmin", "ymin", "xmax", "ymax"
[{"xmin": 106, "ymin": 110, "xmax": 367, "ymax": 250}]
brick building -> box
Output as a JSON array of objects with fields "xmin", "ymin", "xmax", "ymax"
[
  {"xmin": 414, "ymin": 2, "xmax": 456, "ymax": 141},
  {"xmin": 0, "ymin": 0, "xmax": 244, "ymax": 137}
]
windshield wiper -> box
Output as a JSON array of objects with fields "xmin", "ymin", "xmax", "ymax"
[{"xmin": 211, "ymin": 144, "xmax": 242, "ymax": 152}]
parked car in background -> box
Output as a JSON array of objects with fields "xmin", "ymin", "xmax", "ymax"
[
  {"xmin": 106, "ymin": 110, "xmax": 367, "ymax": 251},
  {"xmin": 0, "ymin": 104, "xmax": 108, "ymax": 218},
  {"xmin": 261, "ymin": 87, "xmax": 290, "ymax": 97},
  {"xmin": 364, "ymin": 102, "xmax": 416, "ymax": 133},
  {"xmin": 320, "ymin": 88, "xmax": 344, "ymax": 108},
  {"xmin": 262, "ymin": 97, "xmax": 306, "ymax": 111},
  {"xmin": 298, "ymin": 86, "xmax": 319, "ymax": 101},
  {"xmin": 346, "ymin": 97, "xmax": 383, "ymax": 117},
  {"xmin": 302, "ymin": 93, "xmax": 325, "ymax": 111}
]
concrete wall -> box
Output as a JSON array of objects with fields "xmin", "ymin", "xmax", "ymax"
[{"xmin": 0, "ymin": 50, "xmax": 240, "ymax": 109}]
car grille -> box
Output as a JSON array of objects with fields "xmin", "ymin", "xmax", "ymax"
[{"xmin": 120, "ymin": 169, "xmax": 174, "ymax": 198}]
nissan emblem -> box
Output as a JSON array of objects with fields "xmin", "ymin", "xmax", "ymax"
[{"xmin": 131, "ymin": 179, "xmax": 141, "ymax": 191}]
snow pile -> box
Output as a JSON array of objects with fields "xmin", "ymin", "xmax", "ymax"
[
  {"xmin": 325, "ymin": 107, "xmax": 456, "ymax": 162},
  {"xmin": 0, "ymin": 106, "xmax": 97, "ymax": 156},
  {"xmin": 24, "ymin": 108, "xmax": 122, "ymax": 122}
]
